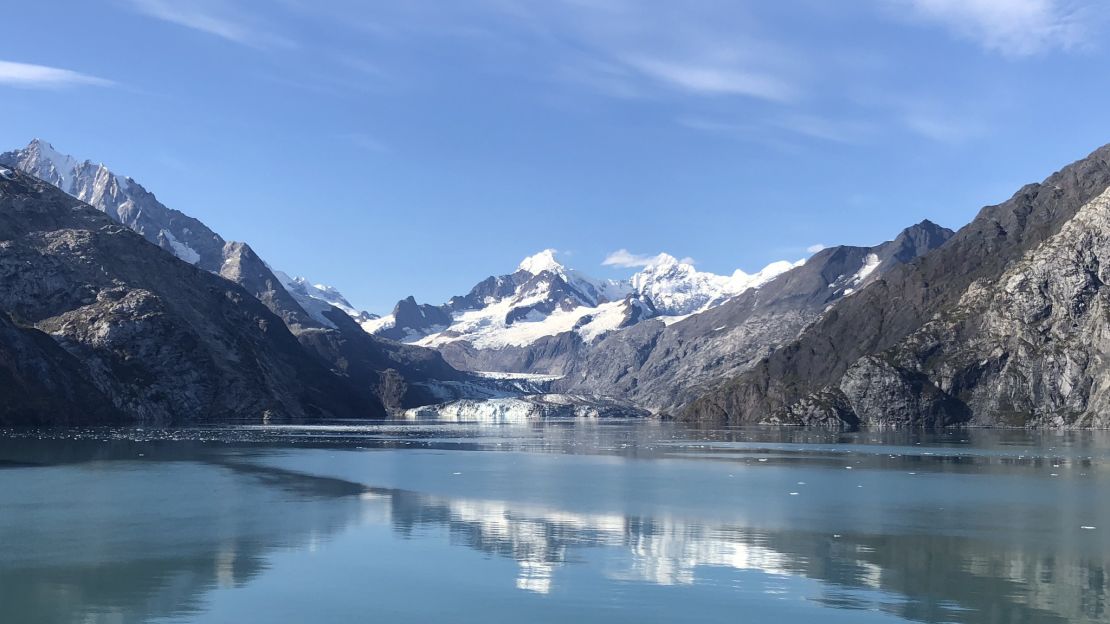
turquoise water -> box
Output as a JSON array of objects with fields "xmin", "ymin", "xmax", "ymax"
[{"xmin": 0, "ymin": 422, "xmax": 1107, "ymax": 623}]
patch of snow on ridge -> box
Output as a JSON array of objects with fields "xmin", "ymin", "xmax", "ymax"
[
  {"xmin": 361, "ymin": 315, "xmax": 396, "ymax": 334},
  {"xmin": 850, "ymin": 254, "xmax": 880, "ymax": 285},
  {"xmin": 274, "ymin": 270, "xmax": 378, "ymax": 328},
  {"xmin": 418, "ymin": 295, "xmax": 599, "ymax": 349},
  {"xmin": 160, "ymin": 229, "xmax": 201, "ymax": 265}
]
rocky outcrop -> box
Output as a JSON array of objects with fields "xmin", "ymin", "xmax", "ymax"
[
  {"xmin": 0, "ymin": 311, "xmax": 121, "ymax": 424},
  {"xmin": 685, "ymin": 143, "xmax": 1110, "ymax": 427},
  {"xmin": 373, "ymin": 296, "xmax": 453, "ymax": 342}
]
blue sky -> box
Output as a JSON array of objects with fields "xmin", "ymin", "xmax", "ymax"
[{"xmin": 2, "ymin": 0, "xmax": 1109, "ymax": 313}]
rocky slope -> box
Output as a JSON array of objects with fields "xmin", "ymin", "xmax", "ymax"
[
  {"xmin": 2, "ymin": 139, "xmax": 487, "ymax": 416},
  {"xmin": 554, "ymin": 221, "xmax": 953, "ymax": 414},
  {"xmin": 0, "ymin": 169, "xmax": 377, "ymax": 424},
  {"xmin": 684, "ymin": 143, "xmax": 1110, "ymax": 427}
]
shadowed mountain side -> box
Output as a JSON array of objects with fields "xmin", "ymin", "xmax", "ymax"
[{"xmin": 0, "ymin": 170, "xmax": 379, "ymax": 424}]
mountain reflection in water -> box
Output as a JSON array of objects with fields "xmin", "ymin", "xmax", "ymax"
[{"xmin": 0, "ymin": 424, "xmax": 1106, "ymax": 624}]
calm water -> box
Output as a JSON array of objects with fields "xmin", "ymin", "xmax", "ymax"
[{"xmin": 1, "ymin": 422, "xmax": 1108, "ymax": 624}]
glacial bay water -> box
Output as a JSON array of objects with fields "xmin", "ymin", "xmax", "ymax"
[{"xmin": 1, "ymin": 422, "xmax": 1108, "ymax": 623}]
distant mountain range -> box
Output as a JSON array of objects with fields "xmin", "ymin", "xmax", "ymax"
[
  {"xmin": 363, "ymin": 248, "xmax": 801, "ymax": 369},
  {"xmin": 4, "ymin": 138, "xmax": 1110, "ymax": 427}
]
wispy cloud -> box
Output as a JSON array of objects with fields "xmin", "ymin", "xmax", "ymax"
[
  {"xmin": 0, "ymin": 60, "xmax": 114, "ymax": 89},
  {"xmin": 893, "ymin": 0, "xmax": 1091, "ymax": 56},
  {"xmin": 680, "ymin": 113, "xmax": 875, "ymax": 146},
  {"xmin": 124, "ymin": 0, "xmax": 294, "ymax": 49},
  {"xmin": 602, "ymin": 249, "xmax": 693, "ymax": 268},
  {"xmin": 621, "ymin": 56, "xmax": 798, "ymax": 102},
  {"xmin": 806, "ymin": 243, "xmax": 827, "ymax": 253}
]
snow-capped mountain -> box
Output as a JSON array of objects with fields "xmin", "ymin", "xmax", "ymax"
[
  {"xmin": 366, "ymin": 248, "xmax": 799, "ymax": 371},
  {"xmin": 630, "ymin": 253, "xmax": 802, "ymax": 317},
  {"xmin": 274, "ymin": 271, "xmax": 380, "ymax": 324},
  {"xmin": 0, "ymin": 139, "xmax": 371, "ymax": 325}
]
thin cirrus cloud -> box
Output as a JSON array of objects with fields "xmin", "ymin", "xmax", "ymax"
[
  {"xmin": 895, "ymin": 0, "xmax": 1091, "ymax": 56},
  {"xmin": 124, "ymin": 0, "xmax": 295, "ymax": 49},
  {"xmin": 603, "ymin": 249, "xmax": 694, "ymax": 268},
  {"xmin": 0, "ymin": 60, "xmax": 114, "ymax": 89},
  {"xmin": 680, "ymin": 114, "xmax": 876, "ymax": 146},
  {"xmin": 620, "ymin": 56, "xmax": 799, "ymax": 103}
]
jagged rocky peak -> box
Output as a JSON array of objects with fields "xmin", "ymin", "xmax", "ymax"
[
  {"xmin": 884, "ymin": 219, "xmax": 955, "ymax": 262},
  {"xmin": 1, "ymin": 138, "xmax": 371, "ymax": 328},
  {"xmin": 1, "ymin": 138, "xmax": 226, "ymax": 269},
  {"xmin": 12, "ymin": 138, "xmax": 83, "ymax": 191}
]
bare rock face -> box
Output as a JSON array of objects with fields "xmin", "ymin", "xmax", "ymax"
[
  {"xmin": 0, "ymin": 170, "xmax": 378, "ymax": 424},
  {"xmin": 778, "ymin": 390, "xmax": 856, "ymax": 427},
  {"xmin": 852, "ymin": 185, "xmax": 1110, "ymax": 427},
  {"xmin": 837, "ymin": 357, "xmax": 967, "ymax": 427},
  {"xmin": 685, "ymin": 143, "xmax": 1110, "ymax": 428},
  {"xmin": 0, "ymin": 310, "xmax": 119, "ymax": 425}
]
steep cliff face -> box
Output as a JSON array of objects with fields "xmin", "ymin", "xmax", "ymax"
[
  {"xmin": 685, "ymin": 143, "xmax": 1110, "ymax": 427},
  {"xmin": 555, "ymin": 221, "xmax": 953, "ymax": 414},
  {"xmin": 838, "ymin": 186, "xmax": 1110, "ymax": 427},
  {"xmin": 0, "ymin": 170, "xmax": 380, "ymax": 424}
]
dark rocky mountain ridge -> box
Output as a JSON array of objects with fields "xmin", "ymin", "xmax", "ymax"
[
  {"xmin": 684, "ymin": 143, "xmax": 1110, "ymax": 428},
  {"xmin": 0, "ymin": 170, "xmax": 377, "ymax": 424}
]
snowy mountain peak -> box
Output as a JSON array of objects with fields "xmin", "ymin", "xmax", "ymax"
[
  {"xmin": 518, "ymin": 249, "xmax": 565, "ymax": 276},
  {"xmin": 21, "ymin": 138, "xmax": 82, "ymax": 193},
  {"xmin": 368, "ymin": 246, "xmax": 801, "ymax": 357},
  {"xmin": 647, "ymin": 252, "xmax": 680, "ymax": 268},
  {"xmin": 2, "ymin": 139, "xmax": 372, "ymax": 329},
  {"xmin": 630, "ymin": 255, "xmax": 801, "ymax": 316}
]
